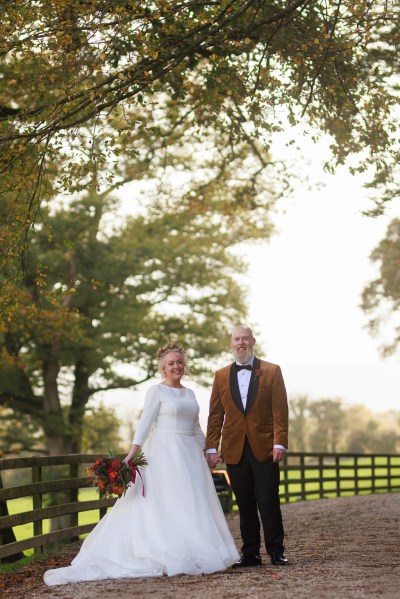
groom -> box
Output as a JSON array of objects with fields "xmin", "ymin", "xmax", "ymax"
[{"xmin": 206, "ymin": 325, "xmax": 290, "ymax": 567}]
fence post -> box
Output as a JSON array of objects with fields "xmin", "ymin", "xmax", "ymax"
[
  {"xmin": 371, "ymin": 455, "xmax": 376, "ymax": 494},
  {"xmin": 32, "ymin": 465, "xmax": 43, "ymax": 556},
  {"xmin": 335, "ymin": 454, "xmax": 340, "ymax": 497},
  {"xmin": 300, "ymin": 454, "xmax": 305, "ymax": 500},
  {"xmin": 354, "ymin": 456, "xmax": 359, "ymax": 496},
  {"xmin": 69, "ymin": 462, "xmax": 79, "ymax": 541},
  {"xmin": 318, "ymin": 455, "xmax": 323, "ymax": 499},
  {"xmin": 281, "ymin": 453, "xmax": 288, "ymax": 503}
]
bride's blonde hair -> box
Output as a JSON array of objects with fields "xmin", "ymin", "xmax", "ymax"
[{"xmin": 156, "ymin": 341, "xmax": 189, "ymax": 375}]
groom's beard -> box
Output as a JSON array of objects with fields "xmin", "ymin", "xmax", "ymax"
[{"xmin": 232, "ymin": 348, "xmax": 254, "ymax": 364}]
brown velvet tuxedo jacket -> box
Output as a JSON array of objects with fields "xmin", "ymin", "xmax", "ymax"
[{"xmin": 205, "ymin": 357, "xmax": 289, "ymax": 464}]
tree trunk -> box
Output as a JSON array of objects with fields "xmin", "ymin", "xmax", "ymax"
[
  {"xmin": 69, "ymin": 360, "xmax": 91, "ymax": 454},
  {"xmin": 42, "ymin": 342, "xmax": 72, "ymax": 536},
  {"xmin": 0, "ymin": 472, "xmax": 24, "ymax": 562},
  {"xmin": 47, "ymin": 434, "xmax": 69, "ymax": 456},
  {"xmin": 42, "ymin": 339, "xmax": 64, "ymax": 434}
]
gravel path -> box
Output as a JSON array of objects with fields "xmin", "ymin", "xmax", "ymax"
[{"xmin": 2, "ymin": 493, "xmax": 399, "ymax": 599}]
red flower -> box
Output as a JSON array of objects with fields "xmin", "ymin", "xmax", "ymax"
[
  {"xmin": 107, "ymin": 469, "xmax": 118, "ymax": 481},
  {"xmin": 109, "ymin": 458, "xmax": 122, "ymax": 470},
  {"xmin": 252, "ymin": 368, "xmax": 263, "ymax": 383}
]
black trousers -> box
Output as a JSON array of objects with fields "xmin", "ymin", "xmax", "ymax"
[{"xmin": 226, "ymin": 438, "xmax": 284, "ymax": 556}]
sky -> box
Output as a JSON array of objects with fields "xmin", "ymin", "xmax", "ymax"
[
  {"xmin": 242, "ymin": 165, "xmax": 400, "ymax": 415},
  {"xmin": 241, "ymin": 132, "xmax": 400, "ymax": 416},
  {"xmin": 101, "ymin": 133, "xmax": 400, "ymax": 437}
]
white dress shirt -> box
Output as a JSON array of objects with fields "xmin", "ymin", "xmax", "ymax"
[{"xmin": 236, "ymin": 360, "xmax": 253, "ymax": 411}]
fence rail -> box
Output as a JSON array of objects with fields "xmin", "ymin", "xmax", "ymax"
[
  {"xmin": 279, "ymin": 451, "xmax": 400, "ymax": 502},
  {"xmin": 0, "ymin": 454, "xmax": 116, "ymax": 562},
  {"xmin": 1, "ymin": 451, "xmax": 399, "ymax": 561}
]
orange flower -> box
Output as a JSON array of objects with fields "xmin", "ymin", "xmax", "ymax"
[{"xmin": 109, "ymin": 458, "xmax": 122, "ymax": 469}]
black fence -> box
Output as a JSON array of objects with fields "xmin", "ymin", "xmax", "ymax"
[{"xmin": 1, "ymin": 451, "xmax": 399, "ymax": 561}]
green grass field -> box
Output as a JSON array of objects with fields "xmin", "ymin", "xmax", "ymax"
[
  {"xmin": 5, "ymin": 488, "xmax": 106, "ymax": 556},
  {"xmin": 280, "ymin": 456, "xmax": 400, "ymax": 501}
]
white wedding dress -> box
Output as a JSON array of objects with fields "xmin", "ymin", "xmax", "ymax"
[{"xmin": 44, "ymin": 384, "xmax": 239, "ymax": 585}]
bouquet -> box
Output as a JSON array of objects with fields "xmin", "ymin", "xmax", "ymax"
[{"xmin": 86, "ymin": 449, "xmax": 147, "ymax": 499}]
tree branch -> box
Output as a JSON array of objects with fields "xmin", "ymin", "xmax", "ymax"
[
  {"xmin": 89, "ymin": 373, "xmax": 154, "ymax": 396},
  {"xmin": 0, "ymin": 392, "xmax": 42, "ymax": 417}
]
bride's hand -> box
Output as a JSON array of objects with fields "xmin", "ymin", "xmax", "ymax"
[{"xmin": 123, "ymin": 443, "xmax": 141, "ymax": 466}]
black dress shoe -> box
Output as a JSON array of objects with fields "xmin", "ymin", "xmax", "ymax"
[
  {"xmin": 232, "ymin": 554, "xmax": 262, "ymax": 568},
  {"xmin": 271, "ymin": 552, "xmax": 290, "ymax": 566}
]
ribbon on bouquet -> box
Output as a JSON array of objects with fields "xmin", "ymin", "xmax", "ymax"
[{"xmin": 129, "ymin": 464, "xmax": 145, "ymax": 497}]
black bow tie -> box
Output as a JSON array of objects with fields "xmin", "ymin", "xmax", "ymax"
[{"xmin": 235, "ymin": 364, "xmax": 252, "ymax": 371}]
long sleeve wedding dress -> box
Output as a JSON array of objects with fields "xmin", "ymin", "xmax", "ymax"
[{"xmin": 44, "ymin": 384, "xmax": 239, "ymax": 585}]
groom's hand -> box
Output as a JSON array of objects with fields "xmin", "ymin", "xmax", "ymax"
[
  {"xmin": 206, "ymin": 452, "xmax": 222, "ymax": 469},
  {"xmin": 273, "ymin": 447, "xmax": 285, "ymax": 462}
]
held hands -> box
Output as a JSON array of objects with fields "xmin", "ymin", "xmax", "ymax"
[
  {"xmin": 123, "ymin": 444, "xmax": 141, "ymax": 466},
  {"xmin": 206, "ymin": 452, "xmax": 223, "ymax": 469}
]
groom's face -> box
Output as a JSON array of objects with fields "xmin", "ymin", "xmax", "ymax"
[{"xmin": 230, "ymin": 327, "xmax": 256, "ymax": 364}]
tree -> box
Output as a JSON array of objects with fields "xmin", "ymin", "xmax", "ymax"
[
  {"xmin": 362, "ymin": 218, "xmax": 400, "ymax": 357},
  {"xmin": 0, "ymin": 180, "xmax": 267, "ymax": 455},
  {"xmin": 288, "ymin": 395, "xmax": 310, "ymax": 451},
  {"xmin": 81, "ymin": 404, "xmax": 124, "ymax": 454},
  {"xmin": 0, "ymin": 66, "xmax": 288, "ymax": 319},
  {"xmin": 0, "ymin": 0, "xmax": 398, "ymax": 287},
  {"xmin": 289, "ymin": 398, "xmax": 399, "ymax": 454},
  {"xmin": 346, "ymin": 420, "xmax": 398, "ymax": 453},
  {"xmin": 1, "ymin": 65, "xmax": 287, "ymax": 454},
  {"xmin": 0, "ymin": 405, "xmax": 45, "ymax": 458},
  {"xmin": 308, "ymin": 399, "xmax": 345, "ymax": 453},
  {"xmin": 0, "ymin": 403, "xmax": 124, "ymax": 456}
]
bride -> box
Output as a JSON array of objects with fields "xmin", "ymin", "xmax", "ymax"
[{"xmin": 44, "ymin": 342, "xmax": 239, "ymax": 585}]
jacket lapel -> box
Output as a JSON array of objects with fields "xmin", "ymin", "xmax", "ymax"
[
  {"xmin": 229, "ymin": 363, "xmax": 245, "ymax": 414},
  {"xmin": 245, "ymin": 356, "xmax": 261, "ymax": 413}
]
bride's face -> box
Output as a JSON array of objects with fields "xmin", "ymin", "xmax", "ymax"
[{"xmin": 162, "ymin": 352, "xmax": 185, "ymax": 384}]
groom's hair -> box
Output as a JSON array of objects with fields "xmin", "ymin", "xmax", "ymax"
[{"xmin": 231, "ymin": 324, "xmax": 254, "ymax": 338}]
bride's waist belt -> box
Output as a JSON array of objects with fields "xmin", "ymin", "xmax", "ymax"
[{"xmin": 155, "ymin": 428, "xmax": 196, "ymax": 436}]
